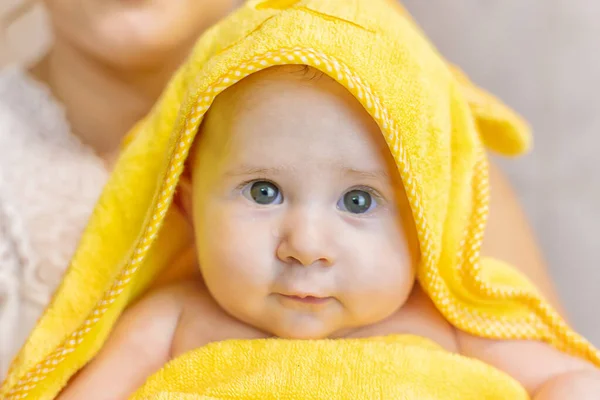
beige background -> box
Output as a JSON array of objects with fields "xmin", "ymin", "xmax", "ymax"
[{"xmin": 2, "ymin": 1, "xmax": 599, "ymax": 344}]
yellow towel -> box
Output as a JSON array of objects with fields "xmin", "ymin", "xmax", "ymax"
[
  {"xmin": 2, "ymin": 0, "xmax": 598, "ymax": 399},
  {"xmin": 129, "ymin": 335, "xmax": 528, "ymax": 400}
]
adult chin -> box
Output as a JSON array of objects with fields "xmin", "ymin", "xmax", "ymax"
[{"xmin": 46, "ymin": 0, "xmax": 240, "ymax": 70}]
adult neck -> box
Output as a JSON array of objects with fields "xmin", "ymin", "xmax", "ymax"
[{"xmin": 29, "ymin": 36, "xmax": 185, "ymax": 160}]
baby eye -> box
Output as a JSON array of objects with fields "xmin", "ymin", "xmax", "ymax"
[
  {"xmin": 242, "ymin": 181, "xmax": 283, "ymax": 205},
  {"xmin": 337, "ymin": 189, "xmax": 377, "ymax": 214}
]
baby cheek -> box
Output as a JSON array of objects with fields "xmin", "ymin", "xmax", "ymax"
[
  {"xmin": 378, "ymin": 240, "xmax": 415, "ymax": 297},
  {"xmin": 352, "ymin": 268, "xmax": 412, "ymax": 326},
  {"xmin": 202, "ymin": 213, "xmax": 276, "ymax": 288},
  {"xmin": 197, "ymin": 217, "xmax": 275, "ymax": 322},
  {"xmin": 344, "ymin": 236, "xmax": 414, "ymax": 312},
  {"xmin": 349, "ymin": 262, "xmax": 412, "ymax": 299}
]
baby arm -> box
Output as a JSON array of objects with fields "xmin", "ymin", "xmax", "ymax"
[
  {"xmin": 457, "ymin": 330, "xmax": 600, "ymax": 399},
  {"xmin": 57, "ymin": 284, "xmax": 192, "ymax": 400}
]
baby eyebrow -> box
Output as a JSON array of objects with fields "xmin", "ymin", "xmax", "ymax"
[
  {"xmin": 224, "ymin": 165, "xmax": 295, "ymax": 178},
  {"xmin": 342, "ymin": 167, "xmax": 390, "ymax": 182},
  {"xmin": 223, "ymin": 164, "xmax": 390, "ymax": 181}
]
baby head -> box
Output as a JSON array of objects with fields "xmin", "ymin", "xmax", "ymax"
[{"xmin": 186, "ymin": 65, "xmax": 418, "ymax": 339}]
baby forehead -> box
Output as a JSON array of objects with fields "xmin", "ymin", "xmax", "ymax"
[
  {"xmin": 208, "ymin": 65, "xmax": 386, "ymax": 137},
  {"xmin": 199, "ymin": 64, "xmax": 392, "ymax": 151},
  {"xmin": 217, "ymin": 65, "xmax": 348, "ymax": 112},
  {"xmin": 206, "ymin": 65, "xmax": 384, "ymax": 142},
  {"xmin": 196, "ymin": 65, "xmax": 395, "ymax": 170}
]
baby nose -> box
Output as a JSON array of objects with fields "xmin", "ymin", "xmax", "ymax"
[{"xmin": 276, "ymin": 209, "xmax": 334, "ymax": 267}]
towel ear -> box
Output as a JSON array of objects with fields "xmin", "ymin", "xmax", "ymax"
[{"xmin": 449, "ymin": 65, "xmax": 532, "ymax": 156}]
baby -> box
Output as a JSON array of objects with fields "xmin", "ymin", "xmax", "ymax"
[{"xmin": 58, "ymin": 66, "xmax": 600, "ymax": 400}]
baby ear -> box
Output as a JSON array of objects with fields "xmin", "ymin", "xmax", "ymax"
[
  {"xmin": 449, "ymin": 65, "xmax": 533, "ymax": 157},
  {"xmin": 174, "ymin": 165, "xmax": 194, "ymax": 223}
]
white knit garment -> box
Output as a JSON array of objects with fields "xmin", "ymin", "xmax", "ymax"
[{"xmin": 0, "ymin": 66, "xmax": 108, "ymax": 378}]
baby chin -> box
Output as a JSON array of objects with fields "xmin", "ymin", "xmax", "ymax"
[{"xmin": 265, "ymin": 294, "xmax": 345, "ymax": 339}]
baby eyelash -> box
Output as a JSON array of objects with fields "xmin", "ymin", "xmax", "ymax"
[
  {"xmin": 236, "ymin": 178, "xmax": 278, "ymax": 190},
  {"xmin": 348, "ymin": 185, "xmax": 386, "ymax": 204}
]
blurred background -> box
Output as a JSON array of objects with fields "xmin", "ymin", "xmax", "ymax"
[{"xmin": 1, "ymin": 1, "xmax": 599, "ymax": 343}]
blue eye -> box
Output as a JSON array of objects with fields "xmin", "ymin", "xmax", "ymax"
[
  {"xmin": 243, "ymin": 181, "xmax": 283, "ymax": 205},
  {"xmin": 338, "ymin": 189, "xmax": 376, "ymax": 214}
]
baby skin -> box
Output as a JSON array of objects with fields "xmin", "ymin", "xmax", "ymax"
[{"xmin": 59, "ymin": 66, "xmax": 600, "ymax": 400}]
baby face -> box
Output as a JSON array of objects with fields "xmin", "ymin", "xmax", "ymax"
[{"xmin": 190, "ymin": 66, "xmax": 416, "ymax": 339}]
